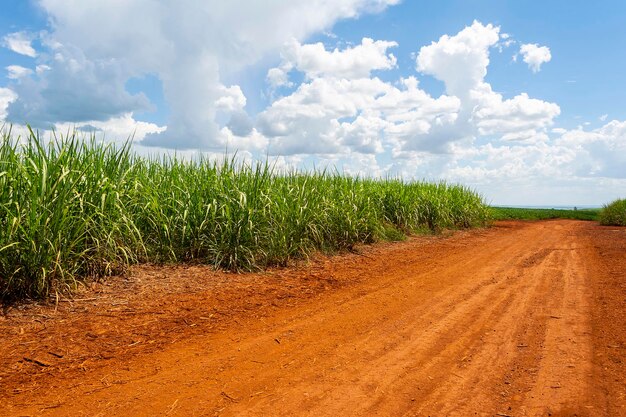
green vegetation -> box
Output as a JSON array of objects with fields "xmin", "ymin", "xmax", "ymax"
[
  {"xmin": 599, "ymin": 198, "xmax": 626, "ymax": 226},
  {"xmin": 490, "ymin": 206, "xmax": 600, "ymax": 221},
  {"xmin": 0, "ymin": 129, "xmax": 490, "ymax": 300}
]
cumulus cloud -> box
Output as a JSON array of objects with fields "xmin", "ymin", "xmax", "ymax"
[
  {"xmin": 52, "ymin": 113, "xmax": 166, "ymax": 143},
  {"xmin": 257, "ymin": 20, "xmax": 560, "ymax": 157},
  {"xmin": 226, "ymin": 111, "xmax": 254, "ymax": 137},
  {"xmin": 2, "ymin": 32, "xmax": 38, "ymax": 57},
  {"xmin": 258, "ymin": 73, "xmax": 460, "ymax": 155},
  {"xmin": 402, "ymin": 22, "xmax": 626, "ymax": 204},
  {"xmin": 415, "ymin": 21, "xmax": 560, "ymax": 146},
  {"xmin": 432, "ymin": 115, "xmax": 626, "ymax": 206},
  {"xmin": 0, "ymin": 87, "xmax": 18, "ymax": 121},
  {"xmin": 278, "ymin": 37, "xmax": 398, "ymax": 80},
  {"xmin": 30, "ymin": 0, "xmax": 399, "ymax": 149},
  {"xmin": 556, "ymin": 120, "xmax": 626, "ymax": 178},
  {"xmin": 266, "ymin": 37, "xmax": 397, "ymax": 94},
  {"xmin": 267, "ymin": 66, "xmax": 293, "ymax": 89},
  {"xmin": 417, "ymin": 21, "xmax": 500, "ymax": 96},
  {"xmin": 6, "ymin": 65, "xmax": 34, "ymax": 80},
  {"xmin": 448, "ymin": 126, "xmax": 626, "ymax": 195},
  {"xmin": 496, "ymin": 32, "xmax": 515, "ymax": 51},
  {"xmin": 5, "ymin": 43, "xmax": 151, "ymax": 128},
  {"xmin": 375, "ymin": 77, "xmax": 461, "ymax": 152},
  {"xmin": 519, "ymin": 43, "xmax": 551, "ymax": 73},
  {"xmin": 215, "ymin": 85, "xmax": 247, "ymax": 113},
  {"xmin": 473, "ymin": 92, "xmax": 560, "ymax": 141}
]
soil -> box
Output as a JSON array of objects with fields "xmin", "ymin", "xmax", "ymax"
[{"xmin": 0, "ymin": 220, "xmax": 624, "ymax": 417}]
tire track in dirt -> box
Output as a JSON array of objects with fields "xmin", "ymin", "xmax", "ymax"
[
  {"xmin": 415, "ymin": 224, "xmax": 595, "ymax": 417},
  {"xmin": 1, "ymin": 220, "xmax": 623, "ymax": 416},
  {"xmin": 207, "ymin": 224, "xmax": 559, "ymax": 416}
]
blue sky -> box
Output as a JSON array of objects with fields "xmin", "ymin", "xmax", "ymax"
[{"xmin": 1, "ymin": 0, "xmax": 625, "ymax": 205}]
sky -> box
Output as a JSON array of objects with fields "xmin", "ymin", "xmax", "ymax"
[{"xmin": 1, "ymin": 0, "xmax": 625, "ymax": 206}]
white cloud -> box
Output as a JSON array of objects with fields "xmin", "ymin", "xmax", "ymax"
[
  {"xmin": 555, "ymin": 120, "xmax": 626, "ymax": 178},
  {"xmin": 53, "ymin": 113, "xmax": 166, "ymax": 143},
  {"xmin": 33, "ymin": 0, "xmax": 399, "ymax": 149},
  {"xmin": 258, "ymin": 72, "xmax": 460, "ymax": 155},
  {"xmin": 219, "ymin": 127, "xmax": 268, "ymax": 152},
  {"xmin": 417, "ymin": 20, "xmax": 500, "ymax": 96},
  {"xmin": 599, "ymin": 114, "xmax": 608, "ymax": 122},
  {"xmin": 473, "ymin": 92, "xmax": 560, "ymax": 140},
  {"xmin": 495, "ymin": 32, "xmax": 516, "ymax": 52},
  {"xmin": 442, "ymin": 143, "xmax": 574, "ymax": 190},
  {"xmin": 6, "ymin": 65, "xmax": 34, "ymax": 80},
  {"xmin": 0, "ymin": 88, "xmax": 18, "ymax": 121},
  {"xmin": 267, "ymin": 36, "xmax": 398, "ymax": 93},
  {"xmin": 267, "ymin": 66, "xmax": 293, "ymax": 89},
  {"xmin": 2, "ymin": 32, "xmax": 37, "ymax": 57},
  {"xmin": 257, "ymin": 21, "xmax": 560, "ymax": 158},
  {"xmin": 35, "ymin": 65, "xmax": 51, "ymax": 75},
  {"xmin": 414, "ymin": 21, "xmax": 560, "ymax": 147},
  {"xmin": 437, "ymin": 117, "xmax": 626, "ymax": 205},
  {"xmin": 375, "ymin": 77, "xmax": 460, "ymax": 152},
  {"xmin": 337, "ymin": 112, "xmax": 386, "ymax": 154},
  {"xmin": 387, "ymin": 21, "xmax": 619, "ymax": 204},
  {"xmin": 5, "ymin": 43, "xmax": 151, "ymax": 127},
  {"xmin": 280, "ymin": 37, "xmax": 398, "ymax": 79},
  {"xmin": 519, "ymin": 43, "xmax": 551, "ymax": 73},
  {"xmin": 226, "ymin": 111, "xmax": 254, "ymax": 137},
  {"xmin": 215, "ymin": 85, "xmax": 247, "ymax": 112}
]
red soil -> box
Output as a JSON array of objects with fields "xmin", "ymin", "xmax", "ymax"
[{"xmin": 0, "ymin": 220, "xmax": 624, "ymax": 416}]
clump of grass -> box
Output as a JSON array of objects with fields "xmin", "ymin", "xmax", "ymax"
[
  {"xmin": 599, "ymin": 198, "xmax": 626, "ymax": 226},
  {"xmin": 0, "ymin": 128, "xmax": 490, "ymax": 301},
  {"xmin": 0, "ymin": 128, "xmax": 142, "ymax": 300}
]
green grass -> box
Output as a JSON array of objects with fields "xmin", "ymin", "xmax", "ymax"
[
  {"xmin": 599, "ymin": 198, "xmax": 626, "ymax": 226},
  {"xmin": 490, "ymin": 206, "xmax": 600, "ymax": 221},
  {"xmin": 0, "ymin": 128, "xmax": 490, "ymax": 301}
]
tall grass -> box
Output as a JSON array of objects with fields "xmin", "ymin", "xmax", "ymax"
[
  {"xmin": 0, "ymin": 129, "xmax": 489, "ymax": 300},
  {"xmin": 599, "ymin": 198, "xmax": 626, "ymax": 226}
]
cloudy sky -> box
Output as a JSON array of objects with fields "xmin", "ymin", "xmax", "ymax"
[{"xmin": 1, "ymin": 0, "xmax": 625, "ymax": 206}]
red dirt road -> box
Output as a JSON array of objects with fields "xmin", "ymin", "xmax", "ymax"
[{"xmin": 1, "ymin": 220, "xmax": 624, "ymax": 416}]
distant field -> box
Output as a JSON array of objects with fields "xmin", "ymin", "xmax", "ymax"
[{"xmin": 490, "ymin": 206, "xmax": 600, "ymax": 221}]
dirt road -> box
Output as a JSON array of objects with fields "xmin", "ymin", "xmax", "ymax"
[{"xmin": 1, "ymin": 220, "xmax": 624, "ymax": 416}]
